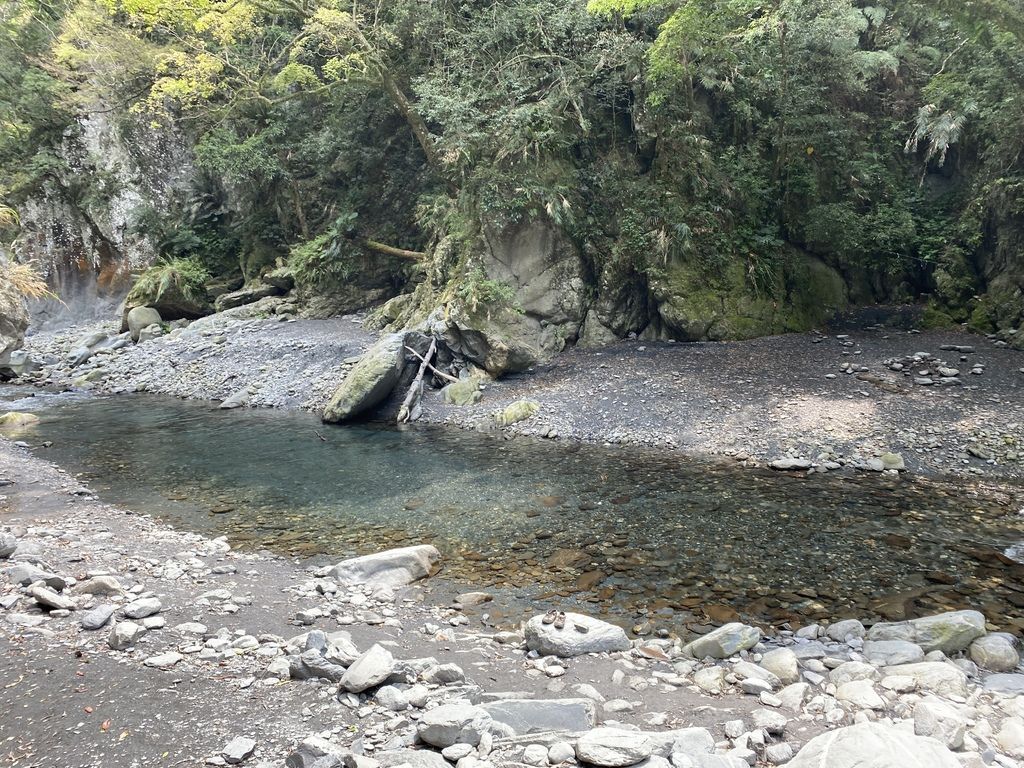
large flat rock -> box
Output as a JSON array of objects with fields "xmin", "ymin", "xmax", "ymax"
[
  {"xmin": 866, "ymin": 610, "xmax": 985, "ymax": 654},
  {"xmin": 524, "ymin": 613, "xmax": 630, "ymax": 658},
  {"xmin": 788, "ymin": 722, "xmax": 959, "ymax": 768},
  {"xmin": 329, "ymin": 545, "xmax": 440, "ymax": 588},
  {"xmin": 481, "ymin": 698, "xmax": 596, "ymax": 734}
]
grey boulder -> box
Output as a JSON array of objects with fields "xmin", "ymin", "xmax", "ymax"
[
  {"xmin": 123, "ymin": 597, "xmax": 162, "ymax": 619},
  {"xmin": 5, "ymin": 563, "xmax": 65, "ymax": 590},
  {"xmin": 787, "ymin": 722, "xmax": 959, "ymax": 768},
  {"xmin": 417, "ymin": 703, "xmax": 492, "ymax": 748},
  {"xmin": 0, "ymin": 532, "xmax": 17, "ymax": 559},
  {"xmin": 866, "ymin": 610, "xmax": 985, "ymax": 654},
  {"xmin": 222, "ymin": 737, "xmax": 257, "ymax": 764},
  {"xmin": 127, "ymin": 306, "xmax": 162, "ymax": 343},
  {"xmin": 576, "ymin": 728, "xmax": 653, "ymax": 767},
  {"xmin": 329, "ymin": 545, "xmax": 440, "ymax": 588},
  {"xmin": 862, "ymin": 640, "xmax": 925, "ymax": 666},
  {"xmin": 290, "ymin": 649, "xmax": 348, "ymax": 682},
  {"xmin": 524, "ymin": 613, "xmax": 630, "ymax": 658},
  {"xmin": 80, "ymin": 604, "xmax": 116, "ymax": 631},
  {"xmin": 969, "ymin": 635, "xmax": 1020, "ymax": 672},
  {"xmin": 684, "ymin": 623, "xmax": 761, "ymax": 659},
  {"xmin": 340, "ymin": 644, "xmax": 395, "ymax": 693}
]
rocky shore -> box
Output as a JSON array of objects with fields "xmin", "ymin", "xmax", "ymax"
[
  {"xmin": 10, "ymin": 308, "xmax": 1024, "ymax": 481},
  {"xmin": 3, "ymin": 440, "xmax": 1024, "ymax": 767}
]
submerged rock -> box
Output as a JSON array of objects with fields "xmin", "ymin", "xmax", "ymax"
[
  {"xmin": 322, "ymin": 333, "xmax": 407, "ymax": 423},
  {"xmin": 0, "ymin": 412, "xmax": 40, "ymax": 431},
  {"xmin": 787, "ymin": 722, "xmax": 959, "ymax": 768},
  {"xmin": 524, "ymin": 612, "xmax": 630, "ymax": 657}
]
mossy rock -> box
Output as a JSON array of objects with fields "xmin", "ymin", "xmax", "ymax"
[
  {"xmin": 652, "ymin": 253, "xmax": 846, "ymax": 341},
  {"xmin": 322, "ymin": 333, "xmax": 407, "ymax": 423},
  {"xmin": 121, "ymin": 260, "xmax": 212, "ymax": 330},
  {"xmin": 264, "ymin": 266, "xmax": 296, "ymax": 292},
  {"xmin": 0, "ymin": 411, "xmax": 40, "ymax": 430},
  {"xmin": 73, "ymin": 369, "xmax": 106, "ymax": 386},
  {"xmin": 495, "ymin": 399, "xmax": 540, "ymax": 427},
  {"xmin": 442, "ymin": 378, "xmax": 483, "ymax": 406},
  {"xmin": 920, "ymin": 303, "xmax": 957, "ymax": 329}
]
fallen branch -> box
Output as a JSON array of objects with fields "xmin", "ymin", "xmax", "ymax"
[
  {"xmin": 363, "ymin": 239, "xmax": 426, "ymax": 260},
  {"xmin": 403, "ymin": 345, "xmax": 459, "ymax": 383},
  {"xmin": 398, "ymin": 338, "xmax": 437, "ymax": 424}
]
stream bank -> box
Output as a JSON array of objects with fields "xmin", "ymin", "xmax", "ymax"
[{"xmin": 11, "ymin": 309, "xmax": 1024, "ymax": 481}]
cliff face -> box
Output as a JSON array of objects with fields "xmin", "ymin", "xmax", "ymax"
[{"xmin": 18, "ymin": 109, "xmax": 195, "ymax": 328}]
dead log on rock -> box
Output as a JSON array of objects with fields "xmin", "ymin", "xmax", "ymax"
[{"xmin": 397, "ymin": 338, "xmax": 437, "ymax": 423}]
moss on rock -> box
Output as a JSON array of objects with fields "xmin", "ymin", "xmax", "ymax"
[
  {"xmin": 652, "ymin": 252, "xmax": 847, "ymax": 341},
  {"xmin": 322, "ymin": 333, "xmax": 407, "ymax": 423},
  {"xmin": 441, "ymin": 377, "xmax": 483, "ymax": 406},
  {"xmin": 495, "ymin": 399, "xmax": 540, "ymax": 427},
  {"xmin": 0, "ymin": 412, "xmax": 40, "ymax": 430}
]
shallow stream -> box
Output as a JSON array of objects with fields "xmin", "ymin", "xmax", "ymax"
[{"xmin": 4, "ymin": 387, "xmax": 1024, "ymax": 635}]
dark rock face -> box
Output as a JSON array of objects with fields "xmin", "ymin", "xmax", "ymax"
[{"xmin": 0, "ymin": 279, "xmax": 29, "ymax": 380}]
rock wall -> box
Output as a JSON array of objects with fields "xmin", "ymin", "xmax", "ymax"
[
  {"xmin": 16, "ymin": 109, "xmax": 195, "ymax": 329},
  {"xmin": 0, "ymin": 277, "xmax": 29, "ymax": 362},
  {"xmin": 435, "ymin": 216, "xmax": 851, "ymax": 376}
]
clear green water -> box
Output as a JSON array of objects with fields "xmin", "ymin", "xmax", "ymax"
[{"xmin": 4, "ymin": 388, "xmax": 1024, "ymax": 634}]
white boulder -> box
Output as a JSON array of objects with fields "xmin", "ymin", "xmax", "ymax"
[{"xmin": 329, "ymin": 545, "xmax": 440, "ymax": 588}]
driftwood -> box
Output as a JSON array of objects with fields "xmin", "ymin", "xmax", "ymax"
[
  {"xmin": 403, "ymin": 345, "xmax": 458, "ymax": 384},
  {"xmin": 363, "ymin": 239, "xmax": 426, "ymax": 260},
  {"xmin": 397, "ymin": 338, "xmax": 437, "ymax": 424}
]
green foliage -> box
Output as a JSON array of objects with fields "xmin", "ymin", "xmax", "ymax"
[
  {"xmin": 2, "ymin": 0, "xmax": 1024, "ymax": 333},
  {"xmin": 287, "ymin": 213, "xmax": 360, "ymax": 289},
  {"xmin": 455, "ymin": 266, "xmax": 521, "ymax": 315},
  {"xmin": 126, "ymin": 257, "xmax": 210, "ymax": 306}
]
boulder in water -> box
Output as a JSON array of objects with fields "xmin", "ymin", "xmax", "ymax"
[{"xmin": 0, "ymin": 412, "xmax": 40, "ymax": 432}]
